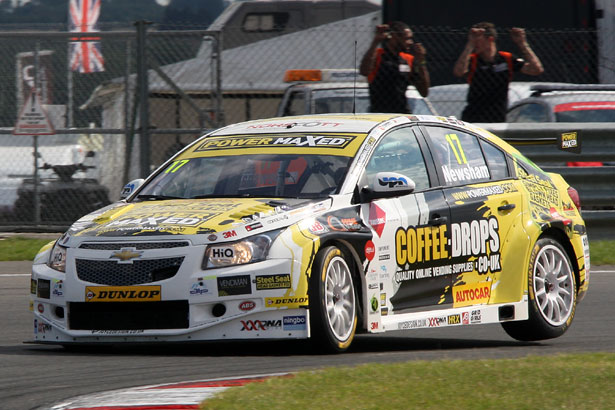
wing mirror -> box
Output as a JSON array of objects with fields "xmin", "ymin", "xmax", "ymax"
[
  {"xmin": 360, "ymin": 172, "xmax": 415, "ymax": 202},
  {"xmin": 120, "ymin": 178, "xmax": 145, "ymax": 200}
]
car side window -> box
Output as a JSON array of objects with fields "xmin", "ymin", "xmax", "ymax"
[
  {"xmin": 506, "ymin": 103, "xmax": 549, "ymax": 122},
  {"xmin": 284, "ymin": 90, "xmax": 305, "ymax": 116},
  {"xmin": 365, "ymin": 127, "xmax": 430, "ymax": 191},
  {"xmin": 480, "ymin": 140, "xmax": 509, "ymax": 180},
  {"xmin": 425, "ymin": 126, "xmax": 490, "ymax": 186}
]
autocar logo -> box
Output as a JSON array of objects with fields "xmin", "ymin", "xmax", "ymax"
[{"xmin": 110, "ymin": 247, "xmax": 143, "ymax": 264}]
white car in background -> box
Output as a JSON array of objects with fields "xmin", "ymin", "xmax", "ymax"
[{"xmin": 277, "ymin": 69, "xmax": 437, "ymax": 116}]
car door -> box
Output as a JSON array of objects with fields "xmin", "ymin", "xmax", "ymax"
[
  {"xmin": 360, "ymin": 125, "xmax": 452, "ymax": 318},
  {"xmin": 419, "ymin": 124, "xmax": 525, "ymax": 309}
]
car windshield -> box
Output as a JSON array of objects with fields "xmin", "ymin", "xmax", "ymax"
[
  {"xmin": 137, "ymin": 154, "xmax": 352, "ymax": 200},
  {"xmin": 555, "ymin": 101, "xmax": 615, "ymax": 122}
]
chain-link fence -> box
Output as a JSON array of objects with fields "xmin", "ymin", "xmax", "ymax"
[{"xmin": 0, "ymin": 12, "xmax": 611, "ymax": 229}]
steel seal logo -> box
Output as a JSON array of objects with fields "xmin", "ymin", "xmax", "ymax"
[{"xmin": 85, "ymin": 286, "xmax": 161, "ymax": 302}]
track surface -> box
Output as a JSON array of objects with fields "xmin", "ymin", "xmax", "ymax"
[{"xmin": 2, "ymin": 261, "xmax": 614, "ymax": 410}]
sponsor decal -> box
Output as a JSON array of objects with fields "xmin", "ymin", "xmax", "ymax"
[
  {"xmin": 190, "ymin": 281, "xmax": 209, "ymax": 295},
  {"xmin": 239, "ymin": 301, "xmax": 256, "ymax": 312},
  {"xmin": 30, "ymin": 279, "xmax": 37, "ymax": 295},
  {"xmin": 241, "ymin": 319, "xmax": 282, "ymax": 331},
  {"xmin": 107, "ymin": 216, "xmax": 208, "ymax": 228},
  {"xmin": 395, "ymin": 217, "xmax": 501, "ymax": 280},
  {"xmin": 448, "ymin": 314, "xmax": 461, "ymax": 325},
  {"xmin": 283, "ymin": 315, "xmax": 307, "ymax": 331},
  {"xmin": 370, "ymin": 295, "xmax": 378, "ymax": 312},
  {"xmin": 194, "ymin": 134, "xmax": 353, "ymax": 152},
  {"xmin": 470, "ymin": 309, "xmax": 482, "ymax": 324},
  {"xmin": 428, "ymin": 316, "xmax": 447, "ymax": 327},
  {"xmin": 462, "ymin": 312, "xmax": 470, "ymax": 325},
  {"xmin": 559, "ymin": 131, "xmax": 581, "ymax": 153},
  {"xmin": 381, "ymin": 307, "xmax": 388, "ymax": 315},
  {"xmin": 442, "ymin": 164, "xmax": 489, "ymax": 184},
  {"xmin": 370, "ymin": 322, "xmax": 379, "ymax": 330},
  {"xmin": 450, "ymin": 183, "xmax": 517, "ymax": 201},
  {"xmin": 208, "ymin": 234, "xmax": 218, "ymax": 241},
  {"xmin": 85, "ymin": 286, "xmax": 161, "ymax": 302},
  {"xmin": 398, "ymin": 319, "xmax": 427, "ymax": 330},
  {"xmin": 453, "ymin": 283, "xmax": 492, "ymax": 307},
  {"xmin": 109, "ymin": 247, "xmax": 143, "ymax": 263},
  {"xmin": 34, "ymin": 319, "xmax": 52, "ymax": 335},
  {"xmin": 378, "ymin": 175, "xmax": 409, "ymax": 188},
  {"xmin": 265, "ymin": 296, "xmax": 308, "ymax": 308},
  {"xmin": 246, "ymin": 222, "xmax": 263, "ymax": 232},
  {"xmin": 327, "ymin": 215, "xmax": 361, "ymax": 232},
  {"xmin": 369, "ymin": 203, "xmax": 386, "ymax": 237},
  {"xmin": 378, "ymin": 254, "xmax": 390, "ymax": 261},
  {"xmin": 52, "ymin": 279, "xmax": 64, "ymax": 297},
  {"xmin": 217, "ymin": 275, "xmax": 251, "ymax": 296},
  {"xmin": 222, "ymin": 230, "xmax": 238, "ymax": 239},
  {"xmin": 308, "ymin": 220, "xmax": 329, "ymax": 234},
  {"xmin": 91, "ymin": 330, "xmax": 145, "ymax": 335},
  {"xmin": 365, "ymin": 240, "xmax": 375, "ymax": 261},
  {"xmin": 255, "ymin": 274, "xmax": 291, "ymax": 290},
  {"xmin": 380, "ymin": 293, "xmax": 386, "ymax": 307}
]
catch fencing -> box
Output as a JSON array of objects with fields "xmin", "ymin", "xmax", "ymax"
[{"xmin": 0, "ymin": 16, "xmax": 613, "ymax": 237}]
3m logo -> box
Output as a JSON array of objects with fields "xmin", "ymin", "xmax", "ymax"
[
  {"xmin": 85, "ymin": 286, "xmax": 161, "ymax": 302},
  {"xmin": 240, "ymin": 319, "xmax": 281, "ymax": 331}
]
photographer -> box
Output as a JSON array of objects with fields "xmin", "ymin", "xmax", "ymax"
[{"xmin": 360, "ymin": 21, "xmax": 430, "ymax": 114}]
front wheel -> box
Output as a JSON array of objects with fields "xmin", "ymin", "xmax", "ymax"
[
  {"xmin": 502, "ymin": 237, "xmax": 577, "ymax": 341},
  {"xmin": 309, "ymin": 246, "xmax": 357, "ymax": 353}
]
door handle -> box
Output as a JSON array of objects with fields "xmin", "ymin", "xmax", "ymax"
[
  {"xmin": 498, "ymin": 203, "xmax": 516, "ymax": 212},
  {"xmin": 429, "ymin": 215, "xmax": 447, "ymax": 226}
]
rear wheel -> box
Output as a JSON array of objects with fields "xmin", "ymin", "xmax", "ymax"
[
  {"xmin": 502, "ymin": 237, "xmax": 577, "ymax": 341},
  {"xmin": 309, "ymin": 246, "xmax": 357, "ymax": 353}
]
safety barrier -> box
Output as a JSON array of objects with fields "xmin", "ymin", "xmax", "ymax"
[{"xmin": 484, "ymin": 123, "xmax": 615, "ymax": 240}]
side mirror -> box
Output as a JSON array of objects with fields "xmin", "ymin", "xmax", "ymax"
[
  {"xmin": 360, "ymin": 172, "xmax": 415, "ymax": 202},
  {"xmin": 120, "ymin": 178, "xmax": 145, "ymax": 200}
]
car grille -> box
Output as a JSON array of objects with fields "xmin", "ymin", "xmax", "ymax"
[
  {"xmin": 68, "ymin": 301, "xmax": 189, "ymax": 330},
  {"xmin": 79, "ymin": 241, "xmax": 190, "ymax": 250},
  {"xmin": 75, "ymin": 257, "xmax": 185, "ymax": 285}
]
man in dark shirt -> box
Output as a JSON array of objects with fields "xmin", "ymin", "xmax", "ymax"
[
  {"xmin": 453, "ymin": 22, "xmax": 544, "ymax": 123},
  {"xmin": 360, "ymin": 21, "xmax": 430, "ymax": 114}
]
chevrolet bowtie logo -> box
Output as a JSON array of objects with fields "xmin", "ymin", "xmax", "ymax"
[{"xmin": 110, "ymin": 248, "xmax": 143, "ymax": 263}]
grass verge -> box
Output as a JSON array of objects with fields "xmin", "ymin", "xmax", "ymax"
[
  {"xmin": 1, "ymin": 237, "xmax": 614, "ymax": 264},
  {"xmin": 202, "ymin": 353, "xmax": 615, "ymax": 409},
  {"xmin": 0, "ymin": 236, "xmax": 54, "ymax": 261}
]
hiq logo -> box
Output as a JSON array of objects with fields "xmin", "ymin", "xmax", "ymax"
[
  {"xmin": 378, "ymin": 176, "xmax": 407, "ymax": 188},
  {"xmin": 283, "ymin": 315, "xmax": 307, "ymax": 331}
]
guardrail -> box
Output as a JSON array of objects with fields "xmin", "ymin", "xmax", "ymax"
[{"xmin": 484, "ymin": 123, "xmax": 615, "ymax": 240}]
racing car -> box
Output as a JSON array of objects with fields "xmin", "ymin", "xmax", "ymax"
[{"xmin": 30, "ymin": 114, "xmax": 590, "ymax": 352}]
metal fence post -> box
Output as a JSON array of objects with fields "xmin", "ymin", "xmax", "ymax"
[{"xmin": 135, "ymin": 20, "xmax": 151, "ymax": 178}]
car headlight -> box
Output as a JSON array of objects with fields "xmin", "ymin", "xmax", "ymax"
[
  {"xmin": 203, "ymin": 231, "xmax": 280, "ymax": 269},
  {"xmin": 47, "ymin": 241, "xmax": 67, "ymax": 272}
]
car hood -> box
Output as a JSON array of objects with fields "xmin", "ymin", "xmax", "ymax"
[{"xmin": 67, "ymin": 197, "xmax": 330, "ymax": 238}]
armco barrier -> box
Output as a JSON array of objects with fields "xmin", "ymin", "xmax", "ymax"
[{"xmin": 484, "ymin": 123, "xmax": 615, "ymax": 240}]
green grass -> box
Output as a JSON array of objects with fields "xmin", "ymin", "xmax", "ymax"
[
  {"xmin": 0, "ymin": 236, "xmax": 54, "ymax": 261},
  {"xmin": 202, "ymin": 353, "xmax": 615, "ymax": 409},
  {"xmin": 0, "ymin": 236, "xmax": 614, "ymax": 264}
]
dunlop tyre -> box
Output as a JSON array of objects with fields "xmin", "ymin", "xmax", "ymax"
[
  {"xmin": 309, "ymin": 246, "xmax": 357, "ymax": 353},
  {"xmin": 502, "ymin": 237, "xmax": 577, "ymax": 341}
]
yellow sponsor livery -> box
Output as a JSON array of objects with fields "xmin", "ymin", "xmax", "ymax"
[{"xmin": 29, "ymin": 114, "xmax": 589, "ymax": 353}]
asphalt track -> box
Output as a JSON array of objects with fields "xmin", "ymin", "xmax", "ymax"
[{"xmin": 2, "ymin": 261, "xmax": 614, "ymax": 410}]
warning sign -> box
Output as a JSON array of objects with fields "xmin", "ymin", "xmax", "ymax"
[{"xmin": 13, "ymin": 88, "xmax": 55, "ymax": 135}]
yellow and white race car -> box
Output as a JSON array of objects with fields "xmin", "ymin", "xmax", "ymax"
[{"xmin": 30, "ymin": 114, "xmax": 590, "ymax": 352}]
